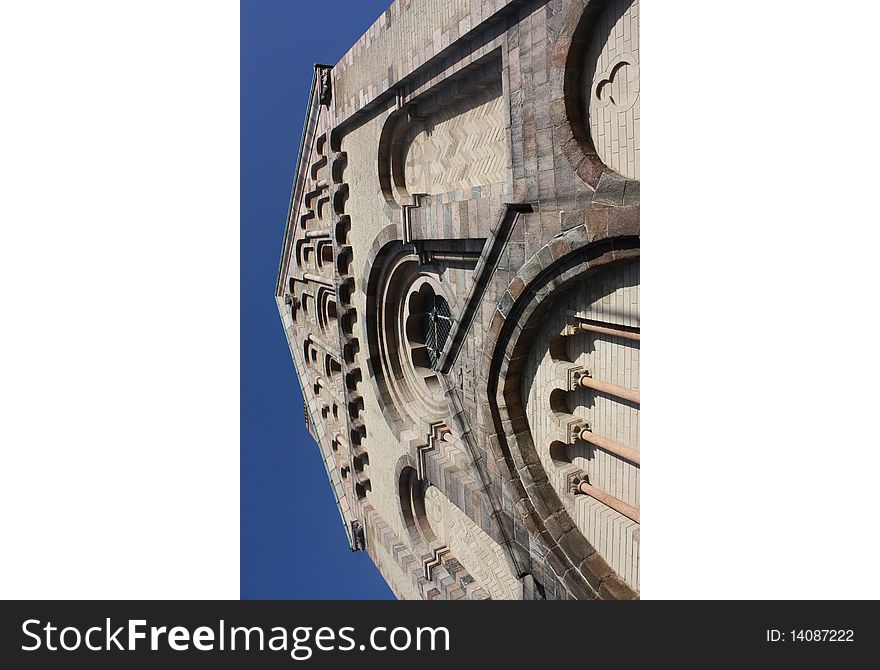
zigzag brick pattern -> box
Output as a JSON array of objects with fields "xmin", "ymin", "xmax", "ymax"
[{"xmin": 404, "ymin": 85, "xmax": 506, "ymax": 196}]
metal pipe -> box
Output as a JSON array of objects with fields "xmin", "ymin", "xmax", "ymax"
[
  {"xmin": 575, "ymin": 481, "xmax": 640, "ymax": 524},
  {"xmin": 575, "ymin": 321, "xmax": 640, "ymax": 342},
  {"xmin": 577, "ymin": 375, "xmax": 640, "ymax": 405},
  {"xmin": 576, "ymin": 429, "xmax": 640, "ymax": 466}
]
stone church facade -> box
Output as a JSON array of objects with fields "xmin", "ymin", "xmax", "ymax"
[{"xmin": 276, "ymin": 0, "xmax": 639, "ymax": 600}]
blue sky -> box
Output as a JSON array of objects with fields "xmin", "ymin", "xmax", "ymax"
[{"xmin": 241, "ymin": 0, "xmax": 394, "ymax": 599}]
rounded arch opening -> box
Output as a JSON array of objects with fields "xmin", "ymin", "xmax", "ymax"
[
  {"xmin": 549, "ymin": 388, "xmax": 572, "ymax": 414},
  {"xmin": 398, "ymin": 466, "xmax": 437, "ymax": 545},
  {"xmin": 549, "ymin": 440, "xmax": 573, "ymax": 466}
]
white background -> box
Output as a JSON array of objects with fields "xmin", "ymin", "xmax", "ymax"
[
  {"xmin": 1, "ymin": 0, "xmax": 878, "ymax": 599},
  {"xmin": 0, "ymin": 1, "xmax": 239, "ymax": 599}
]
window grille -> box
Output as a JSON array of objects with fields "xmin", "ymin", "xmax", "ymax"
[{"xmin": 423, "ymin": 294, "xmax": 452, "ymax": 368}]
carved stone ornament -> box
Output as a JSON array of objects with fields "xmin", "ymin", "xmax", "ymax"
[{"xmin": 319, "ymin": 68, "xmax": 332, "ymax": 106}]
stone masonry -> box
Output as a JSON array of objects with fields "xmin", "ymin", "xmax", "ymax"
[{"xmin": 276, "ymin": 0, "xmax": 640, "ymax": 600}]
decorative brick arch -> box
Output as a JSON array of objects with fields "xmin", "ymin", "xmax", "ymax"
[
  {"xmin": 361, "ymin": 225, "xmax": 404, "ymax": 294},
  {"xmin": 550, "ymin": 0, "xmax": 639, "ymax": 190},
  {"xmin": 362, "ymin": 230, "xmax": 455, "ymax": 434},
  {"xmin": 377, "ymin": 109, "xmax": 407, "ymax": 207},
  {"xmin": 391, "ymin": 454, "xmax": 498, "ymax": 600},
  {"xmin": 482, "ymin": 225, "xmax": 640, "ymax": 600},
  {"xmin": 394, "ymin": 454, "xmax": 436, "ymax": 545}
]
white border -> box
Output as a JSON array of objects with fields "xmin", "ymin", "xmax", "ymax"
[
  {"xmin": 0, "ymin": 1, "xmax": 240, "ymax": 599},
  {"xmin": 642, "ymin": 1, "xmax": 880, "ymax": 598},
  {"xmin": 3, "ymin": 0, "xmax": 879, "ymax": 601}
]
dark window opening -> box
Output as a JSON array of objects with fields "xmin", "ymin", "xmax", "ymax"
[{"xmin": 423, "ymin": 294, "xmax": 452, "ymax": 368}]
